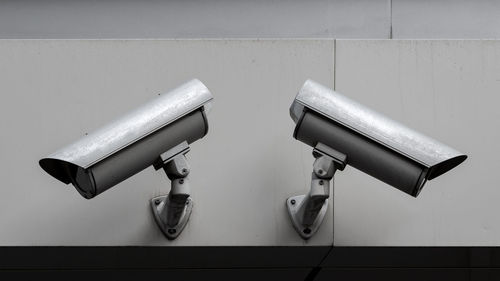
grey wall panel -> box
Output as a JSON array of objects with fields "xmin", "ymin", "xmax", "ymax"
[
  {"xmin": 334, "ymin": 40, "xmax": 499, "ymax": 245},
  {"xmin": 0, "ymin": 39, "xmax": 334, "ymax": 246},
  {"xmin": 3, "ymin": 1, "xmax": 500, "ymax": 39},
  {"xmin": 0, "ymin": 0, "xmax": 390, "ymax": 38},
  {"xmin": 392, "ymin": 0, "xmax": 500, "ymax": 39},
  {"xmin": 1, "ymin": 39, "xmax": 499, "ymax": 247}
]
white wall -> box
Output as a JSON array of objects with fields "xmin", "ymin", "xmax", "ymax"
[
  {"xmin": 0, "ymin": 39, "xmax": 498, "ymax": 246},
  {"xmin": 334, "ymin": 40, "xmax": 499, "ymax": 246},
  {"xmin": 0, "ymin": 39, "xmax": 334, "ymax": 246}
]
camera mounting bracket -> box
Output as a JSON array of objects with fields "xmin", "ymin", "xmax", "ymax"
[
  {"xmin": 286, "ymin": 142, "xmax": 347, "ymax": 240},
  {"xmin": 151, "ymin": 141, "xmax": 193, "ymax": 240}
]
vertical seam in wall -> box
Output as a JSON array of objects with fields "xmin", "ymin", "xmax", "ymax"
[
  {"xmin": 332, "ymin": 38, "xmax": 336, "ymax": 247},
  {"xmin": 333, "ymin": 39, "xmax": 336, "ymax": 91},
  {"xmin": 389, "ymin": 0, "xmax": 393, "ymax": 39}
]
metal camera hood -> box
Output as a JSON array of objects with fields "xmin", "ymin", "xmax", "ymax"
[
  {"xmin": 287, "ymin": 79, "xmax": 467, "ymax": 239},
  {"xmin": 39, "ymin": 79, "xmax": 213, "ymax": 199},
  {"xmin": 291, "ymin": 79, "xmax": 467, "ymax": 197}
]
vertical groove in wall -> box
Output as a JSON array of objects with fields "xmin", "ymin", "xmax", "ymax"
[
  {"xmin": 333, "ymin": 39, "xmax": 336, "ymax": 91},
  {"xmin": 332, "ymin": 38, "xmax": 336, "ymax": 248},
  {"xmin": 389, "ymin": 0, "xmax": 393, "ymax": 39}
]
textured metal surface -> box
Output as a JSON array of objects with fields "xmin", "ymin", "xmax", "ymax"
[
  {"xmin": 295, "ymin": 111, "xmax": 427, "ymax": 196},
  {"xmin": 286, "ymin": 195, "xmax": 329, "ymax": 240},
  {"xmin": 290, "ymin": 80, "xmax": 466, "ymax": 170},
  {"xmin": 151, "ymin": 195, "xmax": 193, "ymax": 240},
  {"xmin": 41, "ymin": 79, "xmax": 213, "ymax": 169}
]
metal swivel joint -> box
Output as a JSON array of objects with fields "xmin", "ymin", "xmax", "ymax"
[
  {"xmin": 287, "ymin": 142, "xmax": 347, "ymax": 239},
  {"xmin": 151, "ymin": 141, "xmax": 193, "ymax": 240}
]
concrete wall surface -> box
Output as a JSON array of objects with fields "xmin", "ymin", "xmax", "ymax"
[
  {"xmin": 0, "ymin": 39, "xmax": 334, "ymax": 246},
  {"xmin": 1, "ymin": 0, "xmax": 500, "ymax": 39},
  {"xmin": 0, "ymin": 39, "xmax": 498, "ymax": 246},
  {"xmin": 334, "ymin": 40, "xmax": 498, "ymax": 246}
]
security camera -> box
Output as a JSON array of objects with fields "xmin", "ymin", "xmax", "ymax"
[
  {"xmin": 287, "ymin": 79, "xmax": 467, "ymax": 239},
  {"xmin": 39, "ymin": 79, "xmax": 214, "ymax": 239}
]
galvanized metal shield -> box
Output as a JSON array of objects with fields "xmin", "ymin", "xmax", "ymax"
[
  {"xmin": 290, "ymin": 79, "xmax": 466, "ymax": 180},
  {"xmin": 40, "ymin": 79, "xmax": 213, "ymax": 183}
]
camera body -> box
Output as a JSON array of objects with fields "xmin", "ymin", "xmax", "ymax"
[
  {"xmin": 39, "ymin": 79, "xmax": 213, "ymax": 199},
  {"xmin": 290, "ymin": 79, "xmax": 467, "ymax": 197}
]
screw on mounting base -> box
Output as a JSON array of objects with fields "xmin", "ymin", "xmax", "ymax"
[
  {"xmin": 286, "ymin": 195, "xmax": 328, "ymax": 240},
  {"xmin": 151, "ymin": 141, "xmax": 194, "ymax": 240},
  {"xmin": 286, "ymin": 142, "xmax": 347, "ymax": 240},
  {"xmin": 151, "ymin": 194, "xmax": 193, "ymax": 240}
]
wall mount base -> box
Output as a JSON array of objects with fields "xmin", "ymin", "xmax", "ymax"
[
  {"xmin": 286, "ymin": 195, "xmax": 328, "ymax": 240},
  {"xmin": 151, "ymin": 194, "xmax": 193, "ymax": 240}
]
